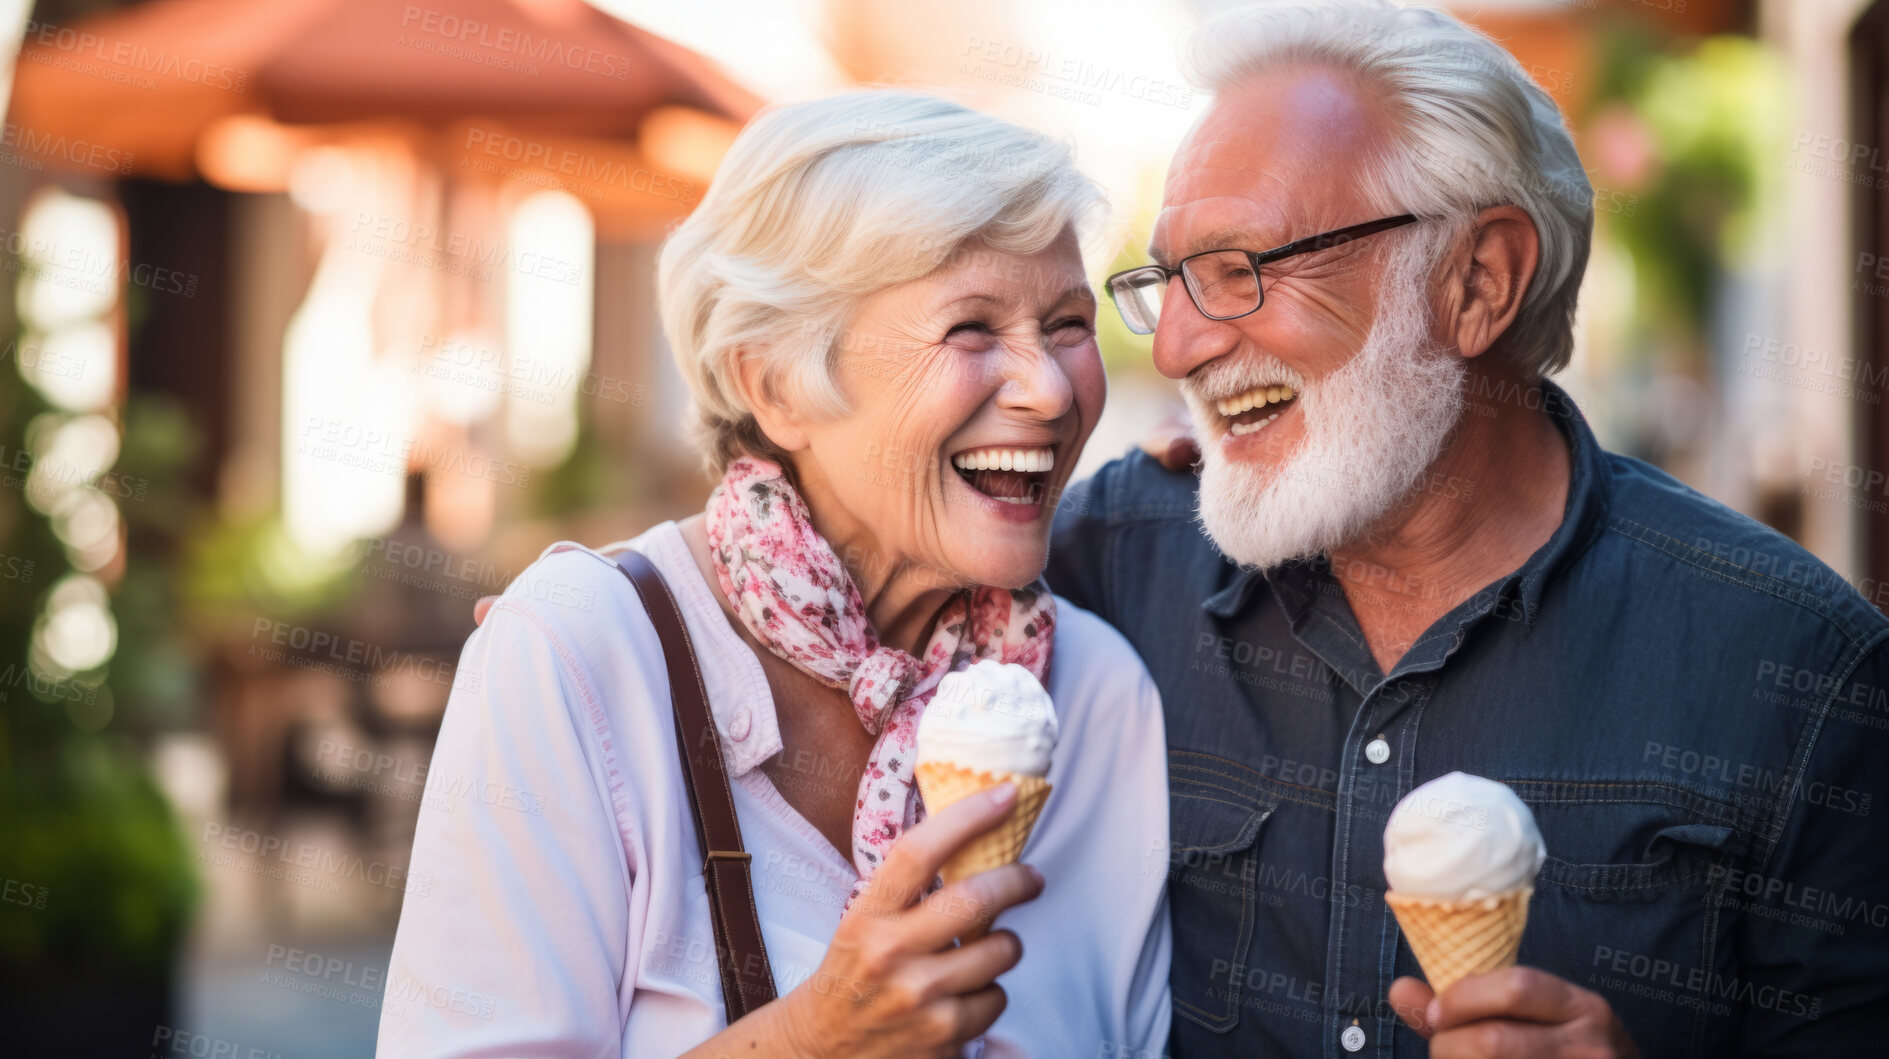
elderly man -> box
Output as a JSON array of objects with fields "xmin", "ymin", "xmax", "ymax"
[{"xmin": 1049, "ymin": 1, "xmax": 1889, "ymax": 1056}]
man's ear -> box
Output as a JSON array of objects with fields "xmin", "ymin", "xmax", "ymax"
[
  {"xmin": 1445, "ymin": 205, "xmax": 1540, "ymax": 362},
  {"xmin": 733, "ymin": 348, "xmax": 811, "ymax": 453}
]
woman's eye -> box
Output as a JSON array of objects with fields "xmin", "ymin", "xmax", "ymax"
[
  {"xmin": 1049, "ymin": 317, "xmax": 1094, "ymax": 343},
  {"xmin": 945, "ymin": 321, "xmax": 991, "ymax": 340}
]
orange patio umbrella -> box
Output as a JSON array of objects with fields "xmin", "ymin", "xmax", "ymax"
[{"xmin": 8, "ymin": 0, "xmax": 761, "ymax": 232}]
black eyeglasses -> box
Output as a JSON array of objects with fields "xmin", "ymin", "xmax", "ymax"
[{"xmin": 1105, "ymin": 214, "xmax": 1420, "ymax": 334}]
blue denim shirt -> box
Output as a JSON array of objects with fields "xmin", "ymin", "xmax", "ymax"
[{"xmin": 1048, "ymin": 382, "xmax": 1889, "ymax": 1058}]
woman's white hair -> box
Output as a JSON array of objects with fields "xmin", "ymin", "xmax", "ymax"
[
  {"xmin": 657, "ymin": 90, "xmax": 1104, "ymax": 474},
  {"xmin": 1183, "ymin": 0, "xmax": 1594, "ymax": 380}
]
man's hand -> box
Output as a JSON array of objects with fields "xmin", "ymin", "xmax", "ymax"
[
  {"xmin": 472, "ymin": 544, "xmax": 630, "ymax": 625},
  {"xmin": 1138, "ymin": 407, "xmax": 1199, "ymax": 472},
  {"xmin": 1389, "ymin": 968, "xmax": 1640, "ymax": 1058}
]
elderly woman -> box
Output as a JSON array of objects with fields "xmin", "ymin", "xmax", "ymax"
[{"xmin": 378, "ymin": 91, "xmax": 1171, "ymax": 1057}]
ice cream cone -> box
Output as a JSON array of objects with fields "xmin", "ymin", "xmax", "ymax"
[
  {"xmin": 1385, "ymin": 887, "xmax": 1531, "ymax": 995},
  {"xmin": 915, "ymin": 761, "xmax": 1052, "ymax": 883}
]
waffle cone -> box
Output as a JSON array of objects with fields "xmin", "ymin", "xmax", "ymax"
[
  {"xmin": 1385, "ymin": 887, "xmax": 1532, "ymax": 995},
  {"xmin": 914, "ymin": 761, "xmax": 1052, "ymax": 884}
]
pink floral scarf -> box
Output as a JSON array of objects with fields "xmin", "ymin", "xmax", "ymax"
[{"xmin": 705, "ymin": 455, "xmax": 1055, "ymax": 899}]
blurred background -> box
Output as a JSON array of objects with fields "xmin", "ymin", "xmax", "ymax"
[{"xmin": 0, "ymin": 0, "xmax": 1878, "ymax": 1053}]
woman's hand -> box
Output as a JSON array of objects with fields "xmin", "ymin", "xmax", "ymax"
[
  {"xmin": 783, "ymin": 780, "xmax": 1042, "ymax": 1058},
  {"xmin": 686, "ymin": 782, "xmax": 1043, "ymax": 1059}
]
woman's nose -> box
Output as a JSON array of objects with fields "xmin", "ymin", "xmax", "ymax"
[{"xmin": 995, "ymin": 339, "xmax": 1075, "ymax": 420}]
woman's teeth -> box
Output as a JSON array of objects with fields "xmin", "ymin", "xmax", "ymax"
[
  {"xmin": 951, "ymin": 447, "xmax": 1055, "ymax": 473},
  {"xmin": 952, "ymin": 446, "xmax": 1054, "ymax": 506},
  {"xmin": 1214, "ymin": 384, "xmax": 1296, "ymax": 417}
]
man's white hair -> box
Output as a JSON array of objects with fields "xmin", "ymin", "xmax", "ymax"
[
  {"xmin": 1182, "ymin": 0, "xmax": 1594, "ymax": 379},
  {"xmin": 657, "ymin": 90, "xmax": 1103, "ymax": 474}
]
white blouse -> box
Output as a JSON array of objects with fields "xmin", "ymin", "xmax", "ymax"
[{"xmin": 377, "ymin": 521, "xmax": 1171, "ymax": 1058}]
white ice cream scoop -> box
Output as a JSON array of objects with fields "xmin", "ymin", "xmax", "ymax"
[
  {"xmin": 917, "ymin": 660, "xmax": 1058, "ymax": 777},
  {"xmin": 1383, "ymin": 772, "xmax": 1545, "ymax": 899}
]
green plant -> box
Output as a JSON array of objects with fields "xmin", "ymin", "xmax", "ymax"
[{"xmin": 0, "ymin": 372, "xmax": 199, "ymax": 1005}]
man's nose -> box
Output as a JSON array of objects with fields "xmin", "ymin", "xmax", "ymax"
[{"xmin": 1150, "ymin": 277, "xmax": 1239, "ymax": 380}]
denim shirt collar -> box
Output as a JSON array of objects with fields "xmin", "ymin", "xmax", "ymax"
[{"xmin": 1202, "ymin": 378, "xmax": 1611, "ymax": 640}]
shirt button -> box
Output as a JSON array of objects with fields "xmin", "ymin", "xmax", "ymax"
[
  {"xmin": 1341, "ymin": 1023, "xmax": 1366, "ymax": 1051},
  {"xmin": 1365, "ymin": 737, "xmax": 1390, "ymax": 765},
  {"xmin": 730, "ymin": 709, "xmax": 752, "ymax": 742}
]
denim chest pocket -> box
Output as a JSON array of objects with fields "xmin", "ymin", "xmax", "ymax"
[
  {"xmin": 1506, "ymin": 784, "xmax": 1756, "ymax": 1057},
  {"xmin": 1166, "ymin": 762, "xmax": 1278, "ymax": 1034},
  {"xmin": 1538, "ymin": 821, "xmax": 1739, "ymax": 897},
  {"xmin": 1516, "ymin": 782, "xmax": 1749, "ymax": 898}
]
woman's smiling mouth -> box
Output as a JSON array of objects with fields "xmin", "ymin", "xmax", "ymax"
[{"xmin": 951, "ymin": 445, "xmax": 1056, "ymax": 506}]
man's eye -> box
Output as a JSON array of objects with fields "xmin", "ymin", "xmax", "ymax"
[
  {"xmin": 1201, "ymin": 264, "xmax": 1257, "ymax": 289},
  {"xmin": 945, "ymin": 321, "xmax": 991, "ymax": 340}
]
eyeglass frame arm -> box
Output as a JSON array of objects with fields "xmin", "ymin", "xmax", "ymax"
[{"xmin": 1104, "ymin": 212, "xmax": 1422, "ymax": 321}]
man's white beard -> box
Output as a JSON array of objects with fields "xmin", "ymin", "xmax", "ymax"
[{"xmin": 1188, "ymin": 247, "xmax": 1467, "ymax": 571}]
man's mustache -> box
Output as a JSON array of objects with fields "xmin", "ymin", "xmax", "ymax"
[{"xmin": 1182, "ymin": 353, "xmax": 1306, "ymax": 402}]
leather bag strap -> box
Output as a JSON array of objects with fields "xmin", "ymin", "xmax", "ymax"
[{"xmin": 611, "ymin": 548, "xmax": 778, "ymax": 1020}]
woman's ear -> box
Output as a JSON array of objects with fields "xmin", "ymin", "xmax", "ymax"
[
  {"xmin": 733, "ymin": 348, "xmax": 811, "ymax": 453},
  {"xmin": 1446, "ymin": 205, "xmax": 1540, "ymax": 362}
]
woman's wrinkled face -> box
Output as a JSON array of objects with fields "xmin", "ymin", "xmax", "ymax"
[{"xmin": 787, "ymin": 227, "xmax": 1105, "ymax": 591}]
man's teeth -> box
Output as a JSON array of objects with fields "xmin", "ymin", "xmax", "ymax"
[
  {"xmin": 1214, "ymin": 384, "xmax": 1297, "ymax": 417},
  {"xmin": 951, "ymin": 447, "xmax": 1055, "ymax": 473},
  {"xmin": 1228, "ymin": 413, "xmax": 1281, "ymax": 437}
]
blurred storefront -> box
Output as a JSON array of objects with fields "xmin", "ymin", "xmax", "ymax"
[{"xmin": 0, "ymin": 0, "xmax": 756, "ymax": 1051}]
